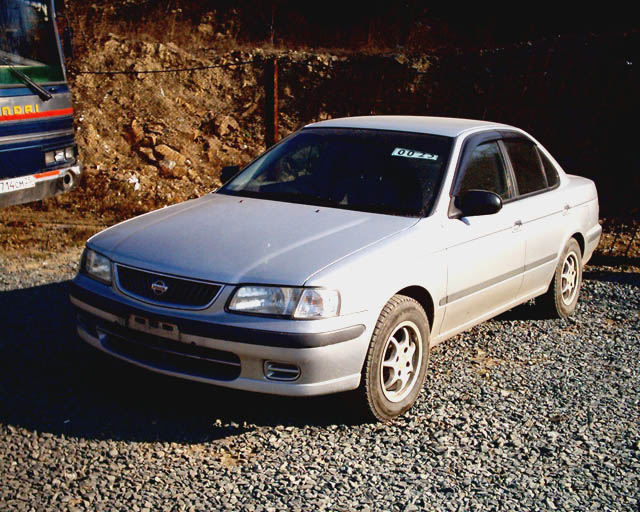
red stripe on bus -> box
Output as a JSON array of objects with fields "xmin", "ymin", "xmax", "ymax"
[
  {"xmin": 0, "ymin": 108, "xmax": 74, "ymax": 122},
  {"xmin": 34, "ymin": 170, "xmax": 60, "ymax": 179}
]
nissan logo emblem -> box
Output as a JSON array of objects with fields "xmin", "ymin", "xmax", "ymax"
[{"xmin": 151, "ymin": 280, "xmax": 169, "ymax": 296}]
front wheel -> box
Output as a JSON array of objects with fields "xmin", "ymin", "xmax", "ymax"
[
  {"xmin": 360, "ymin": 295, "xmax": 430, "ymax": 422},
  {"xmin": 537, "ymin": 238, "xmax": 583, "ymax": 319}
]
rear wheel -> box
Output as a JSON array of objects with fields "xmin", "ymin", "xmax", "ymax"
[
  {"xmin": 538, "ymin": 238, "xmax": 582, "ymax": 318},
  {"xmin": 360, "ymin": 295, "xmax": 430, "ymax": 421}
]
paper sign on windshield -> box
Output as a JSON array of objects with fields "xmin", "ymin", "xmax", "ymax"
[{"xmin": 391, "ymin": 148, "xmax": 438, "ymax": 161}]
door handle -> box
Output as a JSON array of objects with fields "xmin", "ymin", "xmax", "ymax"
[
  {"xmin": 513, "ymin": 220, "xmax": 522, "ymax": 232},
  {"xmin": 563, "ymin": 204, "xmax": 570, "ymax": 216}
]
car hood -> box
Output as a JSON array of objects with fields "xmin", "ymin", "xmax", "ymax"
[{"xmin": 88, "ymin": 193, "xmax": 418, "ymax": 285}]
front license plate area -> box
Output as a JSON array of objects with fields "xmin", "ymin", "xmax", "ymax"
[{"xmin": 128, "ymin": 314, "xmax": 180, "ymax": 341}]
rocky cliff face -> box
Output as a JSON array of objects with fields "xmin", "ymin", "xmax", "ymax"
[
  {"xmin": 71, "ymin": 37, "xmax": 267, "ymax": 215},
  {"xmin": 67, "ymin": 28, "xmax": 432, "ymax": 216}
]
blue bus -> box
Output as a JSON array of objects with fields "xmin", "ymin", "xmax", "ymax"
[{"xmin": 0, "ymin": 0, "xmax": 80, "ymax": 207}]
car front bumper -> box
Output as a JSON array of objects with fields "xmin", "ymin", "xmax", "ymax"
[{"xmin": 69, "ymin": 275, "xmax": 371, "ymax": 396}]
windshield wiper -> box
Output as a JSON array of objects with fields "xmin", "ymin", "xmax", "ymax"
[{"xmin": 0, "ymin": 56, "xmax": 52, "ymax": 101}]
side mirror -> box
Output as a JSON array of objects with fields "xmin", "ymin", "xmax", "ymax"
[
  {"xmin": 220, "ymin": 165, "xmax": 240, "ymax": 184},
  {"xmin": 455, "ymin": 190, "xmax": 503, "ymax": 217}
]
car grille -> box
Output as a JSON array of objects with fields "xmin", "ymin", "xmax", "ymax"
[
  {"xmin": 97, "ymin": 325, "xmax": 241, "ymax": 381},
  {"xmin": 116, "ymin": 265, "xmax": 221, "ymax": 308}
]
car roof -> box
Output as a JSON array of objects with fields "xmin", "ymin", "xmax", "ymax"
[{"xmin": 305, "ymin": 115, "xmax": 515, "ymax": 138}]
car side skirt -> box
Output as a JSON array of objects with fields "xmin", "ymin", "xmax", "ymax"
[{"xmin": 432, "ymin": 285, "xmax": 548, "ymax": 347}]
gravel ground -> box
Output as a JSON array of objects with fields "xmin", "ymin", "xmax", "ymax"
[{"xmin": 0, "ymin": 249, "xmax": 638, "ymax": 511}]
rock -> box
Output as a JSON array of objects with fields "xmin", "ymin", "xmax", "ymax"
[
  {"xmin": 241, "ymin": 102, "xmax": 259, "ymax": 118},
  {"xmin": 103, "ymin": 39, "xmax": 122, "ymax": 55},
  {"xmin": 141, "ymin": 165, "xmax": 158, "ymax": 174},
  {"xmin": 198, "ymin": 24, "xmax": 214, "ymax": 35},
  {"xmin": 214, "ymin": 115, "xmax": 240, "ymax": 137},
  {"xmin": 154, "ymin": 145, "xmax": 187, "ymax": 166},
  {"xmin": 158, "ymin": 159, "xmax": 186, "ymax": 179},
  {"xmin": 187, "ymin": 169, "xmax": 202, "ymax": 184},
  {"xmin": 129, "ymin": 119, "xmax": 144, "ymax": 144},
  {"xmin": 143, "ymin": 134, "xmax": 157, "ymax": 147},
  {"xmin": 147, "ymin": 124, "xmax": 164, "ymax": 135},
  {"xmin": 204, "ymin": 136, "xmax": 223, "ymax": 163},
  {"xmin": 137, "ymin": 147, "xmax": 156, "ymax": 162}
]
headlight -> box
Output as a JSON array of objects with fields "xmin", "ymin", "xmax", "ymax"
[
  {"xmin": 228, "ymin": 286, "xmax": 340, "ymax": 319},
  {"xmin": 83, "ymin": 248, "xmax": 112, "ymax": 283}
]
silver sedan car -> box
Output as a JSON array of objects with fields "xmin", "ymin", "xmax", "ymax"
[{"xmin": 70, "ymin": 116, "xmax": 601, "ymax": 420}]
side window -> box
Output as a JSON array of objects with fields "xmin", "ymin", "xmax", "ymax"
[
  {"xmin": 504, "ymin": 139, "xmax": 548, "ymax": 195},
  {"xmin": 458, "ymin": 141, "xmax": 511, "ymax": 200},
  {"xmin": 538, "ymin": 149, "xmax": 560, "ymax": 188}
]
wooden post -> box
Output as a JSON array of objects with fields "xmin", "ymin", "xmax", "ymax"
[{"xmin": 264, "ymin": 57, "xmax": 278, "ymax": 148}]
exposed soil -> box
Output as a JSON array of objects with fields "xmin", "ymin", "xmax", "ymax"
[{"xmin": 57, "ymin": 38, "xmax": 431, "ymax": 218}]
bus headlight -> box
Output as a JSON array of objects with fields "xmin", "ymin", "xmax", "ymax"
[{"xmin": 45, "ymin": 146, "xmax": 75, "ymax": 166}]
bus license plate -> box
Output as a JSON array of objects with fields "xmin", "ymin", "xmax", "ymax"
[{"xmin": 0, "ymin": 175, "xmax": 36, "ymax": 194}]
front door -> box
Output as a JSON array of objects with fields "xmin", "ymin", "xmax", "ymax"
[{"xmin": 439, "ymin": 140, "xmax": 525, "ymax": 337}]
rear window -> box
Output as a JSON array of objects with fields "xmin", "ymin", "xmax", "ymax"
[
  {"xmin": 504, "ymin": 139, "xmax": 548, "ymax": 196},
  {"xmin": 538, "ymin": 149, "xmax": 560, "ymax": 188}
]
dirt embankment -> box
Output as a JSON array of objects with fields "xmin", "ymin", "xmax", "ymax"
[
  {"xmin": 63, "ymin": 27, "xmax": 431, "ymax": 218},
  {"xmin": 71, "ymin": 39, "xmax": 266, "ymax": 216}
]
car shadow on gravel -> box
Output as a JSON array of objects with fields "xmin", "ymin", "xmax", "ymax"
[
  {"xmin": 0, "ymin": 281, "xmax": 367, "ymax": 444},
  {"xmin": 583, "ymin": 268, "xmax": 640, "ymax": 286},
  {"xmin": 495, "ymin": 267, "xmax": 640, "ymax": 321}
]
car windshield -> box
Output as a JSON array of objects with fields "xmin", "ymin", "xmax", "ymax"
[
  {"xmin": 0, "ymin": 0, "xmax": 63, "ymax": 86},
  {"xmin": 219, "ymin": 128, "xmax": 453, "ymax": 217}
]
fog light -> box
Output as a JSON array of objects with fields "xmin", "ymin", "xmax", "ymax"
[{"xmin": 264, "ymin": 361, "xmax": 300, "ymax": 381}]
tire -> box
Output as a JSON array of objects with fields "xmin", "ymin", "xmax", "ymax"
[
  {"xmin": 537, "ymin": 238, "xmax": 583, "ymax": 319},
  {"xmin": 360, "ymin": 295, "xmax": 430, "ymax": 422}
]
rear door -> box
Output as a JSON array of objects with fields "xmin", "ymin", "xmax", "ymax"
[{"xmin": 501, "ymin": 136, "xmax": 566, "ymax": 299}]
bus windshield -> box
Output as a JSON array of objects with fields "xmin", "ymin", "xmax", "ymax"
[{"xmin": 0, "ymin": 0, "xmax": 64, "ymax": 86}]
